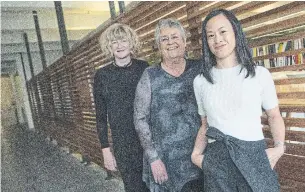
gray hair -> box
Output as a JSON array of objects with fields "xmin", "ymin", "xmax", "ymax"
[{"xmin": 154, "ymin": 18, "xmax": 186, "ymax": 49}]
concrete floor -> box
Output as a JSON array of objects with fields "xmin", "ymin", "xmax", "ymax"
[{"xmin": 1, "ymin": 124, "xmax": 125, "ymax": 192}]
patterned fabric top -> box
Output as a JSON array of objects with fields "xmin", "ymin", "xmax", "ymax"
[{"xmin": 134, "ymin": 59, "xmax": 202, "ymax": 191}]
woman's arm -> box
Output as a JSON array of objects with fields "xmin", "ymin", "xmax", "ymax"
[
  {"xmin": 266, "ymin": 107, "xmax": 285, "ymax": 145},
  {"xmin": 134, "ymin": 69, "xmax": 168, "ymax": 184},
  {"xmin": 265, "ymin": 106, "xmax": 285, "ymax": 168},
  {"xmin": 191, "ymin": 117, "xmax": 208, "ymax": 169},
  {"xmin": 260, "ymin": 67, "xmax": 285, "ymax": 168},
  {"xmin": 93, "ymin": 71, "xmax": 110, "ymax": 148},
  {"xmin": 93, "ymin": 71, "xmax": 117, "ymax": 171},
  {"xmin": 134, "ymin": 70, "xmax": 159, "ymax": 162}
]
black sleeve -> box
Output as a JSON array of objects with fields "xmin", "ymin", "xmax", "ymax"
[
  {"xmin": 93, "ymin": 70, "xmax": 109, "ymax": 148},
  {"xmin": 142, "ymin": 60, "xmax": 149, "ymax": 68}
]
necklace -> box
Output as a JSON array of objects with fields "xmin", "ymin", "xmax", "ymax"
[{"xmin": 113, "ymin": 59, "xmax": 132, "ymax": 67}]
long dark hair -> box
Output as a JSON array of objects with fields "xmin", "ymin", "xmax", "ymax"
[{"xmin": 201, "ymin": 9, "xmax": 256, "ymax": 84}]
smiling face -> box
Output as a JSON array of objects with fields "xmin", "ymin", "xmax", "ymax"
[
  {"xmin": 109, "ymin": 38, "xmax": 131, "ymax": 60},
  {"xmin": 206, "ymin": 14, "xmax": 237, "ymax": 62},
  {"xmin": 159, "ymin": 27, "xmax": 186, "ymax": 61}
]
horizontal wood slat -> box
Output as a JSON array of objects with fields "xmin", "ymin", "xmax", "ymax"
[
  {"xmin": 277, "ymin": 92, "xmax": 305, "ymax": 99},
  {"xmin": 264, "ymin": 127, "xmax": 305, "ymax": 142},
  {"xmin": 276, "ymin": 155, "xmax": 305, "ymax": 184},
  {"xmin": 274, "ymin": 77, "xmax": 305, "ymax": 85},
  {"xmin": 240, "ymin": 2, "xmax": 305, "ymax": 29},
  {"xmin": 269, "ymin": 64, "xmax": 305, "ymax": 73},
  {"xmin": 26, "ymin": 2, "xmax": 305, "ymax": 190}
]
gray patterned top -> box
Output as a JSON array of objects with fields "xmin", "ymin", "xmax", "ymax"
[{"xmin": 134, "ymin": 59, "xmax": 202, "ymax": 192}]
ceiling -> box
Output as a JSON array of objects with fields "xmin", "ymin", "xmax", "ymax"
[{"xmin": 1, "ymin": 1, "xmax": 131, "ymax": 77}]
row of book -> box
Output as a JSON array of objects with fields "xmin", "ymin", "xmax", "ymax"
[
  {"xmin": 255, "ymin": 53, "xmax": 305, "ymax": 68},
  {"xmin": 252, "ymin": 38, "xmax": 305, "ymax": 57}
]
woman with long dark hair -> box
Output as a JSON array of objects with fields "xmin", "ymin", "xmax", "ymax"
[{"xmin": 191, "ymin": 9, "xmax": 285, "ymax": 191}]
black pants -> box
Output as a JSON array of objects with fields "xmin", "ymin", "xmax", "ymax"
[
  {"xmin": 181, "ymin": 178, "xmax": 204, "ymax": 192},
  {"xmin": 113, "ymin": 141, "xmax": 149, "ymax": 192}
]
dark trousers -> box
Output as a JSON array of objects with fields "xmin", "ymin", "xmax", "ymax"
[
  {"xmin": 181, "ymin": 178, "xmax": 204, "ymax": 192},
  {"xmin": 119, "ymin": 164, "xmax": 148, "ymax": 192},
  {"xmin": 202, "ymin": 129, "xmax": 280, "ymax": 192},
  {"xmin": 113, "ymin": 141, "xmax": 149, "ymax": 192}
]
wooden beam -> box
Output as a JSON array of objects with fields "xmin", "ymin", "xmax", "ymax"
[
  {"xmin": 277, "ymin": 92, "xmax": 305, "ymax": 99},
  {"xmin": 187, "ymin": 1, "xmax": 239, "ymax": 21},
  {"xmin": 264, "ymin": 128, "xmax": 305, "ymax": 142},
  {"xmin": 120, "ymin": 2, "xmax": 157, "ymax": 24},
  {"xmin": 274, "ymin": 77, "xmax": 305, "ymax": 85},
  {"xmin": 131, "ymin": 2, "xmax": 183, "ymax": 30},
  {"xmin": 246, "ymin": 15, "xmax": 305, "ymax": 38},
  {"xmin": 283, "ymin": 117, "xmax": 305, "ymax": 127},
  {"xmin": 276, "ymin": 155, "xmax": 305, "ymax": 183},
  {"xmin": 231, "ymin": 1, "xmax": 274, "ymax": 16},
  {"xmin": 249, "ymin": 30, "xmax": 305, "ymax": 48},
  {"xmin": 268, "ymin": 64, "xmax": 305, "ymax": 73},
  {"xmin": 241, "ymin": 2, "xmax": 305, "ymax": 28},
  {"xmin": 136, "ymin": 6, "xmax": 187, "ymax": 36}
]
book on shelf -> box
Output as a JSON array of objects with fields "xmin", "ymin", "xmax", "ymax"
[
  {"xmin": 255, "ymin": 53, "xmax": 304, "ymax": 68},
  {"xmin": 253, "ymin": 37, "xmax": 305, "ymax": 68},
  {"xmin": 252, "ymin": 37, "xmax": 305, "ymax": 57}
]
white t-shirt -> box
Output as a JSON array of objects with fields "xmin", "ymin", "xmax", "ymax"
[{"xmin": 193, "ymin": 65, "xmax": 278, "ymax": 141}]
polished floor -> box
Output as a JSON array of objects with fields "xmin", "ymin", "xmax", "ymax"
[{"xmin": 1, "ymin": 124, "xmax": 125, "ymax": 192}]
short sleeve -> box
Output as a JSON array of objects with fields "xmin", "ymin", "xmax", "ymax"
[
  {"xmin": 194, "ymin": 75, "xmax": 206, "ymax": 117},
  {"xmin": 259, "ymin": 67, "xmax": 279, "ymax": 110}
]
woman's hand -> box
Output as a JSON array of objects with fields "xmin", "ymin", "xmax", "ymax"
[
  {"xmin": 102, "ymin": 147, "xmax": 117, "ymax": 171},
  {"xmin": 191, "ymin": 153, "xmax": 204, "ymax": 169},
  {"xmin": 151, "ymin": 159, "xmax": 168, "ymax": 184},
  {"xmin": 265, "ymin": 146, "xmax": 284, "ymax": 169},
  {"xmin": 191, "ymin": 118, "xmax": 208, "ymax": 169}
]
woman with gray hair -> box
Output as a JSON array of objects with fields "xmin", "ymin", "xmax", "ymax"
[
  {"xmin": 134, "ymin": 19, "xmax": 204, "ymax": 191},
  {"xmin": 94, "ymin": 23, "xmax": 149, "ymax": 192}
]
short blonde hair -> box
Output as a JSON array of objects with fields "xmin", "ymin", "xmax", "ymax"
[{"xmin": 99, "ymin": 23, "xmax": 140, "ymax": 56}]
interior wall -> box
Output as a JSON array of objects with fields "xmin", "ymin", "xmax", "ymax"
[{"xmin": 1, "ymin": 76, "xmax": 17, "ymax": 127}]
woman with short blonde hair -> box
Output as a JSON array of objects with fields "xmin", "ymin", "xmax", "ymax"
[
  {"xmin": 94, "ymin": 23, "xmax": 149, "ymax": 192},
  {"xmin": 99, "ymin": 23, "xmax": 141, "ymax": 57}
]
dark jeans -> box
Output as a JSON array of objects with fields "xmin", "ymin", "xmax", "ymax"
[{"xmin": 181, "ymin": 178, "xmax": 204, "ymax": 192}]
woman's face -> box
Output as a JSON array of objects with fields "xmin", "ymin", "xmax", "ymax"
[
  {"xmin": 109, "ymin": 38, "xmax": 131, "ymax": 59},
  {"xmin": 206, "ymin": 14, "xmax": 236, "ymax": 61},
  {"xmin": 159, "ymin": 27, "xmax": 186, "ymax": 61}
]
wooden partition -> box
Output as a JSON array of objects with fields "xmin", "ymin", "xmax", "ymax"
[{"xmin": 26, "ymin": 2, "xmax": 305, "ymax": 190}]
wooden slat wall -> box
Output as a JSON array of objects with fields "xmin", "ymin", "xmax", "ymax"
[{"xmin": 26, "ymin": 2, "xmax": 305, "ymax": 190}]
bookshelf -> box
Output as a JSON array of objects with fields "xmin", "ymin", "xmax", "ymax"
[
  {"xmin": 248, "ymin": 20, "xmax": 305, "ymax": 121},
  {"xmin": 252, "ymin": 37, "xmax": 305, "ymax": 68}
]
